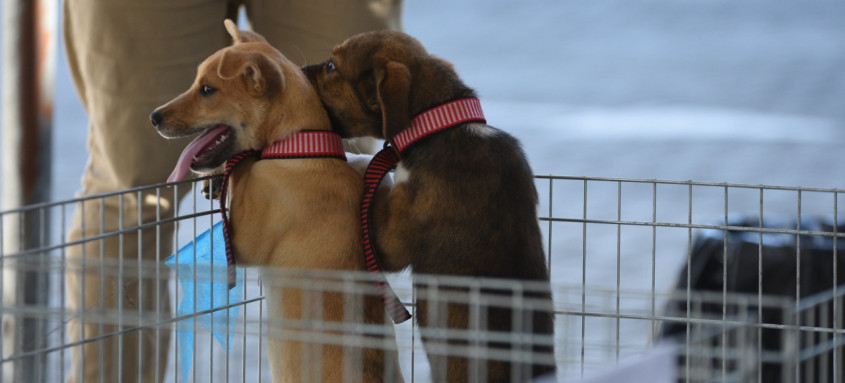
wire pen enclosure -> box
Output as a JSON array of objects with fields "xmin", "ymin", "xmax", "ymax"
[{"xmin": 0, "ymin": 175, "xmax": 843, "ymax": 382}]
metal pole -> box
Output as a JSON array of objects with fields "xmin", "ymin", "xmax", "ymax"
[{"xmin": 1, "ymin": 0, "xmax": 55, "ymax": 381}]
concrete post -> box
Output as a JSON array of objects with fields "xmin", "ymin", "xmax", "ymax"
[{"xmin": 1, "ymin": 0, "xmax": 56, "ymax": 381}]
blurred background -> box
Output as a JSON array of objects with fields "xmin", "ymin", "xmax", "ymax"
[
  {"xmin": 0, "ymin": 0, "xmax": 842, "ymax": 316},
  {"xmin": 1, "ymin": 0, "xmax": 843, "ymax": 203},
  {"xmin": 1, "ymin": 1, "xmax": 844, "ymax": 380},
  {"xmin": 3, "ymin": 0, "xmax": 843, "ymax": 292},
  {"xmin": 402, "ymin": 1, "xmax": 845, "ymax": 188}
]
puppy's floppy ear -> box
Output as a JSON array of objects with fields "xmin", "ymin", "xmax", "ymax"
[
  {"xmin": 217, "ymin": 50, "xmax": 284, "ymax": 97},
  {"xmin": 374, "ymin": 58, "xmax": 411, "ymax": 138}
]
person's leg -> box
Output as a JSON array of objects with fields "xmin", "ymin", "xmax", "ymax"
[
  {"xmin": 63, "ymin": 0, "xmax": 232, "ymax": 381},
  {"xmin": 64, "ymin": 196, "xmax": 179, "ymax": 383},
  {"xmin": 244, "ymin": 0, "xmax": 403, "ymax": 154}
]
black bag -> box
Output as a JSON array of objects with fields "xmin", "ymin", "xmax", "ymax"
[{"xmin": 660, "ymin": 215, "xmax": 844, "ymax": 382}]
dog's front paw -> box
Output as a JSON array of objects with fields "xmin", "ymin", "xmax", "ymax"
[{"xmin": 202, "ymin": 178, "xmax": 224, "ymax": 200}]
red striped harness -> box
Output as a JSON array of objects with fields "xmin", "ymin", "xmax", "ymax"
[
  {"xmin": 361, "ymin": 98, "xmax": 486, "ymax": 323},
  {"xmin": 216, "ymin": 98, "xmax": 485, "ymax": 324}
]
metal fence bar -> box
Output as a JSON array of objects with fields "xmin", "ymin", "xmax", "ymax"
[
  {"xmin": 533, "ymin": 175, "xmax": 845, "ymax": 194},
  {"xmin": 580, "ymin": 179, "xmax": 588, "ymax": 376},
  {"xmin": 615, "ymin": 181, "xmax": 622, "ymax": 362},
  {"xmin": 722, "ymin": 184, "xmax": 729, "ymax": 381},
  {"xmin": 835, "ymin": 193, "xmax": 841, "ymax": 383},
  {"xmin": 650, "ymin": 180, "xmax": 658, "ymax": 343},
  {"xmin": 795, "ymin": 190, "xmax": 803, "ymax": 382},
  {"xmin": 757, "ymin": 186, "xmax": 765, "ymax": 383},
  {"xmin": 685, "ymin": 182, "xmax": 693, "ymax": 382}
]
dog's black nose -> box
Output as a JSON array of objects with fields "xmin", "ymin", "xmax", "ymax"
[{"xmin": 150, "ymin": 110, "xmax": 163, "ymax": 127}]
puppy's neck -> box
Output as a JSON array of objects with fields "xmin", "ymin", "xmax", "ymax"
[
  {"xmin": 390, "ymin": 97, "xmax": 485, "ymax": 154},
  {"xmin": 385, "ymin": 66, "xmax": 476, "ymax": 140},
  {"xmin": 266, "ymin": 122, "xmax": 332, "ymax": 145},
  {"xmin": 266, "ymin": 98, "xmax": 333, "ymax": 143}
]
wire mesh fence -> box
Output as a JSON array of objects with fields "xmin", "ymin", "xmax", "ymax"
[{"xmin": 0, "ymin": 175, "xmax": 843, "ymax": 382}]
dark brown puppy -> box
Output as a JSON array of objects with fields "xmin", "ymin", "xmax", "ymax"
[{"xmin": 304, "ymin": 31, "xmax": 556, "ymax": 382}]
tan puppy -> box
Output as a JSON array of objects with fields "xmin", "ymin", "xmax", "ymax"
[
  {"xmin": 151, "ymin": 21, "xmax": 403, "ymax": 383},
  {"xmin": 304, "ymin": 31, "xmax": 556, "ymax": 382}
]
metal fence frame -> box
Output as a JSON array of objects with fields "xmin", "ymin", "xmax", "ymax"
[{"xmin": 0, "ymin": 175, "xmax": 843, "ymax": 382}]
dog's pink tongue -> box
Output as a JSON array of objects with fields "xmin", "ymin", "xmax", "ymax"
[{"xmin": 167, "ymin": 125, "xmax": 230, "ymax": 183}]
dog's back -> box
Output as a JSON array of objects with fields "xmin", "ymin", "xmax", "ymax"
[
  {"xmin": 229, "ymin": 154, "xmax": 403, "ymax": 383},
  {"xmin": 399, "ymin": 123, "xmax": 555, "ymax": 381}
]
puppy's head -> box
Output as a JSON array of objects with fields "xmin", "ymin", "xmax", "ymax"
[
  {"xmin": 152, "ymin": 20, "xmax": 327, "ymax": 182},
  {"xmin": 303, "ymin": 30, "xmax": 470, "ymax": 140}
]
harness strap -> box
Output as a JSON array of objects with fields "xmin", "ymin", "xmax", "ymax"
[
  {"xmin": 359, "ymin": 97, "xmax": 485, "ymax": 322},
  {"xmin": 219, "ymin": 150, "xmax": 260, "ymax": 288},
  {"xmin": 360, "ymin": 146, "xmax": 412, "ymax": 323},
  {"xmin": 393, "ymin": 97, "xmax": 486, "ymax": 154}
]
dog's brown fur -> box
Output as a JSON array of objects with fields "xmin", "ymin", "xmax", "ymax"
[
  {"xmin": 152, "ymin": 21, "xmax": 402, "ymax": 383},
  {"xmin": 304, "ymin": 30, "xmax": 556, "ymax": 382}
]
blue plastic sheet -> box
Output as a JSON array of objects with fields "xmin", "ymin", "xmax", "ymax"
[{"xmin": 165, "ymin": 221, "xmax": 243, "ymax": 382}]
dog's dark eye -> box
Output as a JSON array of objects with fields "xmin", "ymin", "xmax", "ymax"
[
  {"xmin": 326, "ymin": 60, "xmax": 337, "ymax": 74},
  {"xmin": 199, "ymin": 85, "xmax": 217, "ymax": 96}
]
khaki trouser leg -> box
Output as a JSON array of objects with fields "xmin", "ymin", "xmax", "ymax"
[
  {"xmin": 244, "ymin": 0, "xmax": 403, "ymax": 154},
  {"xmin": 62, "ymin": 0, "xmax": 228, "ymax": 381},
  {"xmin": 244, "ymin": 0, "xmax": 402, "ymax": 65},
  {"xmin": 65, "ymin": 193, "xmax": 177, "ymax": 383}
]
